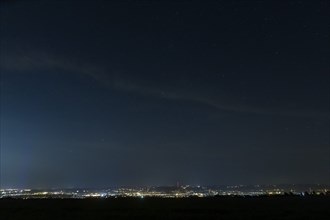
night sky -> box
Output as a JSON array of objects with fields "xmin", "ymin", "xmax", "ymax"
[{"xmin": 0, "ymin": 0, "xmax": 329, "ymax": 188}]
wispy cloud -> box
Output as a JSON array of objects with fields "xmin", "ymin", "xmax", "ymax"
[
  {"xmin": 1, "ymin": 49, "xmax": 109, "ymax": 81},
  {"xmin": 1, "ymin": 49, "xmax": 328, "ymax": 119},
  {"xmin": 110, "ymin": 74, "xmax": 329, "ymax": 119}
]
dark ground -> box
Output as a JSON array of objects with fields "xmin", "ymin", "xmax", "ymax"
[{"xmin": 0, "ymin": 197, "xmax": 329, "ymax": 220}]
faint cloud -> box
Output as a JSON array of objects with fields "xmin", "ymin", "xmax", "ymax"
[{"xmin": 1, "ymin": 49, "xmax": 329, "ymax": 119}]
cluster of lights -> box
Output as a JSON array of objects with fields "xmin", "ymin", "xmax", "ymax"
[{"xmin": 1, "ymin": 185, "xmax": 328, "ymax": 199}]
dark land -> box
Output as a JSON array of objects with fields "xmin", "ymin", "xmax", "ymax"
[{"xmin": 1, "ymin": 196, "xmax": 329, "ymax": 220}]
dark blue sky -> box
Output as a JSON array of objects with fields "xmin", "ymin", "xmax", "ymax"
[{"xmin": 0, "ymin": 0, "xmax": 329, "ymax": 188}]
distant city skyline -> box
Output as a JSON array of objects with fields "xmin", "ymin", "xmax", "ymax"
[{"xmin": 1, "ymin": 184, "xmax": 329, "ymax": 199}]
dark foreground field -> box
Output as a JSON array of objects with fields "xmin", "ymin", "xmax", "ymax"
[{"xmin": 1, "ymin": 197, "xmax": 329, "ymax": 220}]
